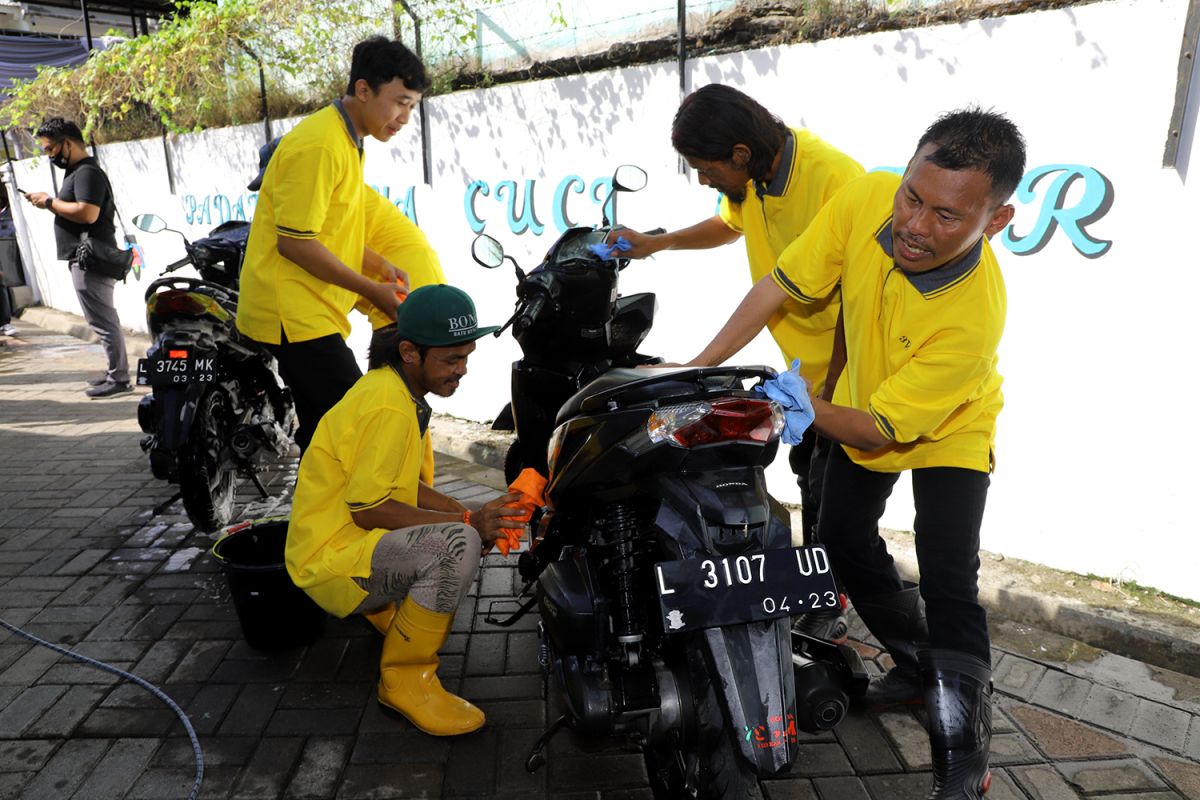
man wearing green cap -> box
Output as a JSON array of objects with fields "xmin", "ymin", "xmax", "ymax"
[{"xmin": 286, "ymin": 284, "xmax": 523, "ymax": 736}]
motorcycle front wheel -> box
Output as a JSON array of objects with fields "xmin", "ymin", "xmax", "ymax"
[
  {"xmin": 644, "ymin": 643, "xmax": 763, "ymax": 800},
  {"xmin": 178, "ymin": 387, "xmax": 236, "ymax": 532}
]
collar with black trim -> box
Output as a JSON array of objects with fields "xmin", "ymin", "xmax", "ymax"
[
  {"xmin": 389, "ymin": 364, "xmax": 431, "ymax": 436},
  {"xmin": 332, "ymin": 98, "xmax": 364, "ymax": 157},
  {"xmin": 754, "ymin": 130, "xmax": 795, "ymax": 199},
  {"xmin": 874, "ymin": 218, "xmax": 984, "ymax": 297}
]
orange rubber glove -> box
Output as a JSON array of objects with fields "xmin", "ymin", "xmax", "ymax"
[{"xmin": 494, "ymin": 468, "xmax": 548, "ymax": 555}]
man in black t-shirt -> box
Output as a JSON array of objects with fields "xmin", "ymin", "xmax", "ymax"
[
  {"xmin": 0, "ymin": 183, "xmax": 18, "ymax": 338},
  {"xmin": 25, "ymin": 118, "xmax": 130, "ymax": 397}
]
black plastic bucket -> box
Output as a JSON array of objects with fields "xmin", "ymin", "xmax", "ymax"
[{"xmin": 211, "ymin": 518, "xmax": 325, "ymax": 650}]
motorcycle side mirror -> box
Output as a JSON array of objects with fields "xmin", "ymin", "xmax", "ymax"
[
  {"xmin": 611, "ymin": 165, "xmax": 647, "ymax": 193},
  {"xmin": 132, "ymin": 214, "xmax": 168, "ymax": 233},
  {"xmin": 471, "ymin": 234, "xmax": 506, "ymax": 269}
]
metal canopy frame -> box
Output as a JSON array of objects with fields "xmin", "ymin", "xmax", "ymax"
[
  {"xmin": 17, "ymin": 0, "xmax": 181, "ymax": 16},
  {"xmin": 5, "ymin": 0, "xmax": 198, "ymax": 47}
]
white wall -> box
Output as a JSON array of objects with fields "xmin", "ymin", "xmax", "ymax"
[{"xmin": 7, "ymin": 0, "xmax": 1199, "ymax": 601}]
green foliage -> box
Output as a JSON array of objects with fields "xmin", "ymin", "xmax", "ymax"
[
  {"xmin": 0, "ymin": 0, "xmax": 383, "ymax": 143},
  {"xmin": 392, "ymin": 0, "xmax": 505, "ymax": 93}
]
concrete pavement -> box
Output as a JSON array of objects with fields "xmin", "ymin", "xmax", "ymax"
[{"xmin": 1, "ymin": 315, "xmax": 1199, "ymax": 799}]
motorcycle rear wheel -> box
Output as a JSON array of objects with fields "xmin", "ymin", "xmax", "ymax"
[
  {"xmin": 178, "ymin": 388, "xmax": 236, "ymax": 532},
  {"xmin": 644, "ymin": 644, "xmax": 763, "ymax": 800}
]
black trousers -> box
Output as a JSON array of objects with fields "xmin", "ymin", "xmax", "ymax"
[
  {"xmin": 788, "ymin": 429, "xmax": 831, "ymax": 546},
  {"xmin": 266, "ymin": 331, "xmax": 361, "ymax": 453},
  {"xmin": 817, "ymin": 443, "xmax": 991, "ymax": 662}
]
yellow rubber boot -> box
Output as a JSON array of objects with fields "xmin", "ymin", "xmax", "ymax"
[
  {"xmin": 362, "ymin": 602, "xmax": 395, "ymax": 635},
  {"xmin": 378, "ymin": 597, "xmax": 485, "ymax": 736}
]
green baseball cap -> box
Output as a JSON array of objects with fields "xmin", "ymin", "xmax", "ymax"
[{"xmin": 395, "ymin": 284, "xmax": 500, "ymax": 346}]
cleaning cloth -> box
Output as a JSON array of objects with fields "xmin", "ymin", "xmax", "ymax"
[
  {"xmin": 588, "ymin": 236, "xmax": 632, "ymax": 260},
  {"xmin": 755, "ymin": 359, "xmax": 815, "ymax": 446}
]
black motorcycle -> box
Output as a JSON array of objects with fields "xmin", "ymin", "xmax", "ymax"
[
  {"xmin": 132, "ymin": 214, "xmax": 295, "ymax": 532},
  {"xmin": 474, "ymin": 166, "xmax": 866, "ymax": 799}
]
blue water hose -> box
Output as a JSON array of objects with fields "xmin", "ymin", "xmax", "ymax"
[{"xmin": 0, "ymin": 615, "xmax": 204, "ymax": 800}]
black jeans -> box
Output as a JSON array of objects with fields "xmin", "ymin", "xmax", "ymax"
[
  {"xmin": 266, "ymin": 331, "xmax": 361, "ymax": 453},
  {"xmin": 0, "ymin": 286, "xmax": 12, "ymax": 327},
  {"xmin": 788, "ymin": 429, "xmax": 831, "ymax": 546},
  {"xmin": 817, "ymin": 443, "xmax": 991, "ymax": 662}
]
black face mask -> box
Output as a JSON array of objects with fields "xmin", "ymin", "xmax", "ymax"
[{"xmin": 50, "ymin": 145, "xmax": 69, "ymax": 170}]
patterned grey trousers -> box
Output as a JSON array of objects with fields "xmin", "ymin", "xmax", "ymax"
[{"xmin": 352, "ymin": 522, "xmax": 480, "ymax": 615}]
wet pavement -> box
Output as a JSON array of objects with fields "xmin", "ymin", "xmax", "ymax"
[{"xmin": 1, "ymin": 317, "xmax": 1199, "ymax": 799}]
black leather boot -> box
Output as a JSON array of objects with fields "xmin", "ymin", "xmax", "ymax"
[
  {"xmin": 921, "ymin": 649, "xmax": 993, "ymax": 799},
  {"xmin": 853, "ymin": 583, "xmax": 928, "ymax": 707},
  {"xmin": 792, "ymin": 604, "xmax": 849, "ymax": 643}
]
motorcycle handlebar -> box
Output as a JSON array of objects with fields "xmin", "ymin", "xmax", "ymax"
[
  {"xmin": 164, "ymin": 255, "xmax": 193, "ymax": 272},
  {"xmin": 514, "ymin": 293, "xmax": 547, "ymax": 335}
]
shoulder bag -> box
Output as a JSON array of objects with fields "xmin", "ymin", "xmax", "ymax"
[
  {"xmin": 73, "ymin": 166, "xmax": 134, "ymax": 282},
  {"xmin": 76, "ymin": 234, "xmax": 134, "ymax": 281}
]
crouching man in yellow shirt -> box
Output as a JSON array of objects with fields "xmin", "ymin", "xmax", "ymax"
[
  {"xmin": 286, "ymin": 285, "xmax": 522, "ymax": 736},
  {"xmin": 677, "ymin": 108, "xmax": 1025, "ymax": 800}
]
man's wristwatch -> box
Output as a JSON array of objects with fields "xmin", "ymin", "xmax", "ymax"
[{"xmin": 43, "ymin": 198, "xmax": 53, "ymax": 212}]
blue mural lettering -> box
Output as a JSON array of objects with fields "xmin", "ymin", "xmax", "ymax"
[
  {"xmin": 183, "ymin": 186, "xmax": 417, "ymax": 230},
  {"xmin": 553, "ymin": 175, "xmax": 586, "ymax": 231},
  {"xmin": 591, "ymin": 178, "xmax": 615, "ymax": 226},
  {"xmin": 183, "ymin": 193, "xmax": 251, "ymax": 227},
  {"xmin": 183, "ymin": 194, "xmax": 211, "ymax": 226},
  {"xmin": 214, "ymin": 195, "xmax": 232, "ymax": 225},
  {"xmin": 1000, "ymin": 165, "xmax": 1114, "ymax": 258},
  {"xmin": 465, "ymin": 180, "xmax": 489, "ymax": 234},
  {"xmin": 465, "ymin": 174, "xmax": 623, "ymax": 235},
  {"xmin": 495, "ymin": 179, "xmax": 545, "ymax": 236}
]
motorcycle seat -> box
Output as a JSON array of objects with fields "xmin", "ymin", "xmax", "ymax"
[{"xmin": 555, "ymin": 367, "xmax": 700, "ymax": 426}]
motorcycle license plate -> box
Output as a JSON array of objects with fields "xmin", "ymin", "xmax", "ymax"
[
  {"xmin": 654, "ymin": 546, "xmax": 838, "ymax": 634},
  {"xmin": 136, "ymin": 354, "xmax": 216, "ymax": 386}
]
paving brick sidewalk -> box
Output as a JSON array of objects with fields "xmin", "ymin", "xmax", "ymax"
[{"xmin": 2, "ymin": 319, "xmax": 1199, "ymax": 799}]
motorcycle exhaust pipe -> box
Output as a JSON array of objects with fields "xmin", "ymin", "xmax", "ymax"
[
  {"xmin": 793, "ymin": 659, "xmax": 850, "ymax": 732},
  {"xmin": 137, "ymin": 394, "xmax": 157, "ymax": 434}
]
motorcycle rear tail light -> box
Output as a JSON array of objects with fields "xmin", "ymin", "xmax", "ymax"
[
  {"xmin": 147, "ymin": 290, "xmax": 231, "ymax": 321},
  {"xmin": 647, "ymin": 398, "xmax": 783, "ymax": 448}
]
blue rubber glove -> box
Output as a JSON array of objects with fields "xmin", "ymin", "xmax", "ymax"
[
  {"xmin": 755, "ymin": 359, "xmax": 815, "ymax": 445},
  {"xmin": 588, "ymin": 235, "xmax": 632, "ymax": 260}
]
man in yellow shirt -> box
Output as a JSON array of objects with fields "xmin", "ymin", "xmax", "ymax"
[
  {"xmin": 677, "ymin": 108, "xmax": 1025, "ymax": 800},
  {"xmin": 237, "ymin": 36, "xmax": 427, "ymax": 452},
  {"xmin": 286, "ymin": 284, "xmax": 522, "ymax": 737},
  {"xmin": 618, "ymin": 84, "xmax": 863, "ymax": 640}
]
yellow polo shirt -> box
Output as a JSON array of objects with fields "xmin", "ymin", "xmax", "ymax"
[
  {"xmin": 285, "ymin": 366, "xmax": 431, "ymax": 617},
  {"xmin": 357, "ymin": 189, "xmax": 446, "ymax": 331},
  {"xmin": 772, "ymin": 171, "xmax": 1005, "ymax": 474},
  {"xmin": 719, "ymin": 128, "xmax": 863, "ymax": 393},
  {"xmin": 237, "ymin": 102, "xmax": 369, "ymax": 345}
]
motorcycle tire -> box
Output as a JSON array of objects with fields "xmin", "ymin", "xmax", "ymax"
[
  {"xmin": 178, "ymin": 388, "xmax": 237, "ymax": 532},
  {"xmin": 645, "ymin": 643, "xmax": 763, "ymax": 800}
]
